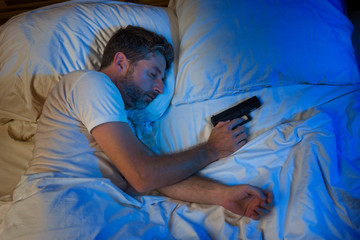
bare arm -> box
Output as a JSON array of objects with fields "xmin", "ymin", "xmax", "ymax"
[
  {"xmin": 158, "ymin": 175, "xmax": 274, "ymax": 220},
  {"xmin": 91, "ymin": 119, "xmax": 246, "ymax": 193}
]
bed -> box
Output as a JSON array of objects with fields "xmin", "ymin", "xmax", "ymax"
[{"xmin": 0, "ymin": 0, "xmax": 359, "ymax": 239}]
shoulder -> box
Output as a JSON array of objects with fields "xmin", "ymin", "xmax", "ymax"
[
  {"xmin": 59, "ymin": 70, "xmax": 117, "ymax": 95},
  {"xmin": 63, "ymin": 70, "xmax": 111, "ymax": 85},
  {"xmin": 61, "ymin": 70, "xmax": 128, "ymax": 130}
]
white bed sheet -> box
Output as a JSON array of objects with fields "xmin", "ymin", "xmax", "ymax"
[
  {"xmin": 1, "ymin": 84, "xmax": 359, "ymax": 239},
  {"xmin": 1, "ymin": 0, "xmax": 359, "ymax": 239},
  {"xmin": 142, "ymin": 83, "xmax": 360, "ymax": 239},
  {"xmin": 0, "ymin": 122, "xmax": 33, "ymax": 196}
]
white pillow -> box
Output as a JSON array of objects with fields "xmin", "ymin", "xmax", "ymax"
[
  {"xmin": 170, "ymin": 0, "xmax": 360, "ymax": 105},
  {"xmin": 0, "ymin": 0, "xmax": 179, "ymax": 131}
]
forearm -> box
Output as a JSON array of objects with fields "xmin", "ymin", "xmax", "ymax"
[
  {"xmin": 92, "ymin": 120, "xmax": 246, "ymax": 193},
  {"xmin": 157, "ymin": 175, "xmax": 275, "ymax": 220},
  {"xmin": 136, "ymin": 142, "xmax": 219, "ymax": 192},
  {"xmin": 157, "ymin": 174, "xmax": 226, "ymax": 206},
  {"xmin": 93, "ymin": 122, "xmax": 219, "ymax": 192}
]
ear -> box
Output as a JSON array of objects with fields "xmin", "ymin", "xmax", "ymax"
[{"xmin": 113, "ymin": 52, "xmax": 129, "ymax": 75}]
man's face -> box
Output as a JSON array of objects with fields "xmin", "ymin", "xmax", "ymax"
[{"xmin": 122, "ymin": 53, "xmax": 166, "ymax": 110}]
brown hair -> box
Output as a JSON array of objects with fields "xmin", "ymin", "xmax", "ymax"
[{"xmin": 100, "ymin": 25, "xmax": 174, "ymax": 71}]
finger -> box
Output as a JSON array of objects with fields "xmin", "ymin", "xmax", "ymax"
[
  {"xmin": 234, "ymin": 131, "xmax": 247, "ymax": 144},
  {"xmin": 260, "ymin": 195, "xmax": 274, "ymax": 211},
  {"xmin": 235, "ymin": 132, "xmax": 247, "ymax": 143},
  {"xmin": 237, "ymin": 139, "xmax": 247, "ymax": 148},
  {"xmin": 261, "ymin": 204, "xmax": 272, "ymax": 212},
  {"xmin": 253, "ymin": 208, "xmax": 262, "ymax": 217},
  {"xmin": 245, "ymin": 185, "xmax": 266, "ymax": 201},
  {"xmin": 234, "ymin": 124, "xmax": 245, "ymax": 132},
  {"xmin": 256, "ymin": 205, "xmax": 270, "ymax": 215},
  {"xmin": 233, "ymin": 128, "xmax": 247, "ymax": 144},
  {"xmin": 249, "ymin": 212, "xmax": 260, "ymax": 221},
  {"xmin": 215, "ymin": 120, "xmax": 230, "ymax": 128},
  {"xmin": 260, "ymin": 200, "xmax": 271, "ymax": 209},
  {"xmin": 243, "ymin": 198, "xmax": 268, "ymax": 220},
  {"xmin": 234, "ymin": 127, "xmax": 246, "ymax": 136},
  {"xmin": 229, "ymin": 119, "xmax": 245, "ymax": 130},
  {"xmin": 264, "ymin": 190, "xmax": 274, "ymax": 204}
]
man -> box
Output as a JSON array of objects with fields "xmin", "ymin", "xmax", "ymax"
[
  {"xmin": 4, "ymin": 26, "xmax": 272, "ymax": 239},
  {"xmin": 98, "ymin": 25, "xmax": 273, "ymax": 218}
]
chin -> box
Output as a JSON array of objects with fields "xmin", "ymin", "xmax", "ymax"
[{"xmin": 135, "ymin": 101, "xmax": 150, "ymax": 110}]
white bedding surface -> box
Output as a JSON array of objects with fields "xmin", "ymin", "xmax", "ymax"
[
  {"xmin": 1, "ymin": 0, "xmax": 360, "ymax": 239},
  {"xmin": 143, "ymin": 84, "xmax": 360, "ymax": 238},
  {"xmin": 1, "ymin": 84, "xmax": 359, "ymax": 239},
  {"xmin": 0, "ymin": 122, "xmax": 33, "ymax": 196}
]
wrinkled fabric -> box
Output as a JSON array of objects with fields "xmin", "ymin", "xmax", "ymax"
[{"xmin": 3, "ymin": 85, "xmax": 360, "ymax": 239}]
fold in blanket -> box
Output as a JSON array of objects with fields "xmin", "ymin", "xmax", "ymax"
[{"xmin": 3, "ymin": 102, "xmax": 359, "ymax": 239}]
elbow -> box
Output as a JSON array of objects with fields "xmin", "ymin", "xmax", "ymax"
[
  {"xmin": 132, "ymin": 183, "xmax": 153, "ymax": 194},
  {"xmin": 128, "ymin": 171, "xmax": 159, "ymax": 193},
  {"xmin": 122, "ymin": 154, "xmax": 162, "ymax": 193},
  {"xmin": 131, "ymin": 180, "xmax": 152, "ymax": 193}
]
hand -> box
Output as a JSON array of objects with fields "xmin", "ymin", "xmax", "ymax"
[
  {"xmin": 207, "ymin": 119, "xmax": 247, "ymax": 159},
  {"xmin": 221, "ymin": 185, "xmax": 274, "ymax": 220}
]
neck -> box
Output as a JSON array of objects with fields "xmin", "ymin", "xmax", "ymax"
[{"xmin": 100, "ymin": 68, "xmax": 133, "ymax": 110}]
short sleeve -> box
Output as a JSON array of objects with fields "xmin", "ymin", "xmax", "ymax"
[{"xmin": 68, "ymin": 71, "xmax": 128, "ymax": 133}]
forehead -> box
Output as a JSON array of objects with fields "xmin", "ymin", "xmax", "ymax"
[
  {"xmin": 131, "ymin": 52, "xmax": 166, "ymax": 77},
  {"xmin": 146, "ymin": 52, "xmax": 166, "ymax": 71}
]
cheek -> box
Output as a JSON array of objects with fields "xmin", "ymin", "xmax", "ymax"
[
  {"xmin": 137, "ymin": 74, "xmax": 152, "ymax": 90},
  {"xmin": 128, "ymin": 71, "xmax": 145, "ymax": 89}
]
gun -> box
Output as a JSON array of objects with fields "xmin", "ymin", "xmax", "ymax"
[{"xmin": 210, "ymin": 96, "xmax": 261, "ymax": 127}]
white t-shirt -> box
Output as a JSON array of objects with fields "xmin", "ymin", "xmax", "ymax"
[{"xmin": 26, "ymin": 70, "xmax": 129, "ymax": 189}]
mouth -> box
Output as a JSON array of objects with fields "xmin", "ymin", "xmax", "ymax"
[{"xmin": 146, "ymin": 93, "xmax": 157, "ymax": 102}]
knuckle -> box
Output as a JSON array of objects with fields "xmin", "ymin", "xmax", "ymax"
[
  {"xmin": 238, "ymin": 126, "xmax": 245, "ymax": 132},
  {"xmin": 243, "ymin": 185, "xmax": 249, "ymax": 191},
  {"xmin": 241, "ymin": 132, "xmax": 247, "ymax": 140}
]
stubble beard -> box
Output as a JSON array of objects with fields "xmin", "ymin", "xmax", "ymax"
[{"xmin": 122, "ymin": 71, "xmax": 151, "ymax": 110}]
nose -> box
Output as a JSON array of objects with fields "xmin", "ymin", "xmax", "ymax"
[{"xmin": 153, "ymin": 78, "xmax": 164, "ymax": 95}]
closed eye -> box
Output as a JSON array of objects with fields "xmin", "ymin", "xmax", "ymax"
[
  {"xmin": 148, "ymin": 71, "xmax": 156, "ymax": 79},
  {"xmin": 148, "ymin": 67, "xmax": 166, "ymax": 83}
]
